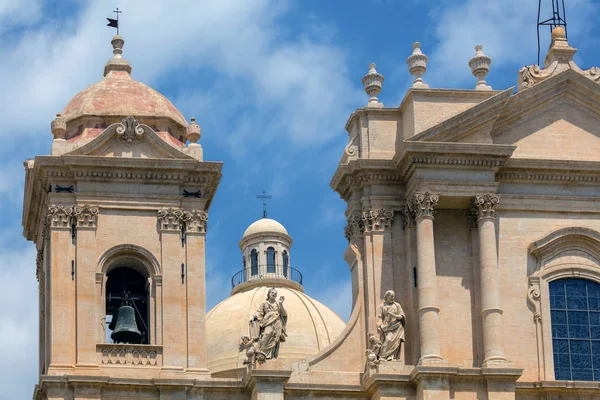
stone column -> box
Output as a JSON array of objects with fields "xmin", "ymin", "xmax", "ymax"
[
  {"xmin": 74, "ymin": 205, "xmax": 100, "ymax": 367},
  {"xmin": 184, "ymin": 210, "xmax": 208, "ymax": 372},
  {"xmin": 46, "ymin": 205, "xmax": 76, "ymax": 372},
  {"xmin": 245, "ymin": 370, "xmax": 292, "ymax": 400},
  {"xmin": 409, "ymin": 192, "xmax": 443, "ymax": 364},
  {"xmin": 471, "ymin": 194, "xmax": 508, "ymax": 366},
  {"xmin": 157, "ymin": 208, "xmax": 186, "ymax": 373}
]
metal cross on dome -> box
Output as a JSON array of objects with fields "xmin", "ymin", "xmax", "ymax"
[
  {"xmin": 256, "ymin": 190, "xmax": 272, "ymax": 219},
  {"xmin": 106, "ymin": 7, "xmax": 122, "ymax": 35}
]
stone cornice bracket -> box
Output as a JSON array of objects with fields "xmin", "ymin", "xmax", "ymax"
[
  {"xmin": 183, "ymin": 210, "xmax": 208, "ymax": 234},
  {"xmin": 527, "ymin": 278, "xmax": 542, "ymax": 322},
  {"xmin": 362, "ymin": 208, "xmax": 394, "ymax": 232},
  {"xmin": 157, "ymin": 208, "xmax": 184, "ymax": 232},
  {"xmin": 409, "ymin": 192, "xmax": 439, "ymax": 220},
  {"xmin": 73, "ymin": 205, "xmax": 99, "ymax": 228},
  {"xmin": 116, "ymin": 116, "xmax": 145, "ymax": 143},
  {"xmin": 471, "ymin": 193, "xmax": 499, "ymax": 222}
]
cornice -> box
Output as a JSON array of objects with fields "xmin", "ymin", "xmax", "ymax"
[{"xmin": 497, "ymin": 158, "xmax": 600, "ymax": 184}]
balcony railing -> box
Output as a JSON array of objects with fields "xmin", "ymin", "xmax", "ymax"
[{"xmin": 231, "ymin": 265, "xmax": 303, "ymax": 289}]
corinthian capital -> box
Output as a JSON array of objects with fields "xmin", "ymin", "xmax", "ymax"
[
  {"xmin": 74, "ymin": 205, "xmax": 99, "ymax": 228},
  {"xmin": 183, "ymin": 210, "xmax": 208, "ymax": 233},
  {"xmin": 157, "ymin": 208, "xmax": 184, "ymax": 231},
  {"xmin": 344, "ymin": 213, "xmax": 365, "ymax": 247},
  {"xmin": 409, "ymin": 192, "xmax": 439, "ymax": 219},
  {"xmin": 471, "ymin": 194, "xmax": 499, "ymax": 221},
  {"xmin": 46, "ymin": 205, "xmax": 75, "ymax": 229},
  {"xmin": 362, "ymin": 208, "xmax": 394, "ymax": 232}
]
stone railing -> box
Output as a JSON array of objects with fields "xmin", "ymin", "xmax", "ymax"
[{"xmin": 97, "ymin": 344, "xmax": 162, "ymax": 367}]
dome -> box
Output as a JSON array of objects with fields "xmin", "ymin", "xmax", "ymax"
[
  {"xmin": 61, "ymin": 70, "xmax": 187, "ymax": 127},
  {"xmin": 206, "ymin": 285, "xmax": 346, "ymax": 373},
  {"xmin": 57, "ymin": 35, "xmax": 189, "ymax": 145},
  {"xmin": 242, "ymin": 218, "xmax": 289, "ymax": 239}
]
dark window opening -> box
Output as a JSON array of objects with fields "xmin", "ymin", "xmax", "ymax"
[
  {"xmin": 283, "ymin": 250, "xmax": 289, "ymax": 278},
  {"xmin": 106, "ymin": 267, "xmax": 149, "ymax": 344},
  {"xmin": 267, "ymin": 247, "xmax": 276, "ymax": 273},
  {"xmin": 250, "ymin": 249, "xmax": 259, "ymax": 276}
]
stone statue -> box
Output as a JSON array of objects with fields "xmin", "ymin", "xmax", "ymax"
[
  {"xmin": 247, "ymin": 287, "xmax": 287, "ymax": 363},
  {"xmin": 365, "ymin": 332, "xmax": 382, "ymax": 367},
  {"xmin": 376, "ymin": 290, "xmax": 405, "ymax": 361}
]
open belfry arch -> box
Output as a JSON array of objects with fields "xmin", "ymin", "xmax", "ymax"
[{"xmin": 22, "ymin": 16, "xmax": 600, "ymax": 400}]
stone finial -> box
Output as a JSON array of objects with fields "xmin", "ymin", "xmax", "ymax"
[
  {"xmin": 51, "ymin": 113, "xmax": 66, "ymax": 139},
  {"xmin": 104, "ymin": 35, "xmax": 132, "ymax": 77},
  {"xmin": 186, "ymin": 117, "xmax": 202, "ymax": 143},
  {"xmin": 406, "ymin": 42, "xmax": 429, "ymax": 88},
  {"xmin": 362, "ymin": 63, "xmax": 384, "ymax": 108},
  {"xmin": 469, "ymin": 44, "xmax": 492, "ymax": 90}
]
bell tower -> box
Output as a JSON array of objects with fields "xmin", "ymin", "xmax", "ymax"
[{"xmin": 22, "ymin": 36, "xmax": 222, "ymax": 399}]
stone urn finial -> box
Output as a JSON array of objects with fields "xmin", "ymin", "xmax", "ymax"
[
  {"xmin": 362, "ymin": 63, "xmax": 384, "ymax": 108},
  {"xmin": 111, "ymin": 35, "xmax": 125, "ymax": 59},
  {"xmin": 51, "ymin": 113, "xmax": 66, "ymax": 139},
  {"xmin": 407, "ymin": 42, "xmax": 429, "ymax": 88},
  {"xmin": 186, "ymin": 117, "xmax": 202, "ymax": 143},
  {"xmin": 469, "ymin": 44, "xmax": 492, "ymax": 90}
]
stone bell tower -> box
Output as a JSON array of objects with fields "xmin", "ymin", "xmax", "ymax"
[{"xmin": 22, "ymin": 36, "xmax": 222, "ymax": 399}]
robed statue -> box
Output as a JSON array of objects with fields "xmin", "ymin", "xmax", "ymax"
[
  {"xmin": 376, "ymin": 290, "xmax": 405, "ymax": 361},
  {"xmin": 243, "ymin": 287, "xmax": 287, "ymax": 364}
]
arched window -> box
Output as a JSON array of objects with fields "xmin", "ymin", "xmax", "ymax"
[
  {"xmin": 243, "ymin": 256, "xmax": 247, "ymax": 281},
  {"xmin": 282, "ymin": 250, "xmax": 289, "ymax": 278},
  {"xmin": 550, "ymin": 278, "xmax": 600, "ymax": 381},
  {"xmin": 106, "ymin": 267, "xmax": 149, "ymax": 344},
  {"xmin": 250, "ymin": 249, "xmax": 258, "ymax": 276},
  {"xmin": 267, "ymin": 247, "xmax": 276, "ymax": 273}
]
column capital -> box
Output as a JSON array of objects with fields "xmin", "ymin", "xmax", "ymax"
[
  {"xmin": 344, "ymin": 212, "xmax": 365, "ymax": 250},
  {"xmin": 183, "ymin": 210, "xmax": 208, "ymax": 234},
  {"xmin": 46, "ymin": 204, "xmax": 99, "ymax": 229},
  {"xmin": 362, "ymin": 208, "xmax": 394, "ymax": 232},
  {"xmin": 409, "ymin": 192, "xmax": 439, "ymax": 220},
  {"xmin": 46, "ymin": 204, "xmax": 75, "ymax": 229},
  {"xmin": 74, "ymin": 204, "xmax": 99, "ymax": 228},
  {"xmin": 157, "ymin": 208, "xmax": 184, "ymax": 232},
  {"xmin": 470, "ymin": 193, "xmax": 499, "ymax": 222}
]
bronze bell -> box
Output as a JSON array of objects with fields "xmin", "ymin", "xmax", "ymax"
[{"xmin": 111, "ymin": 304, "xmax": 141, "ymax": 344}]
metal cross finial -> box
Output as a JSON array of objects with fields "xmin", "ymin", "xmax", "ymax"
[
  {"xmin": 256, "ymin": 190, "xmax": 272, "ymax": 219},
  {"xmin": 107, "ymin": 7, "xmax": 122, "ymax": 34}
]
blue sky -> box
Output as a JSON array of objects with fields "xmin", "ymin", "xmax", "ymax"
[{"xmin": 2, "ymin": 0, "xmax": 600, "ymax": 397}]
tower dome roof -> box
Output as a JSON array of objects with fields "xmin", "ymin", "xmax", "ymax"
[
  {"xmin": 61, "ymin": 70, "xmax": 187, "ymax": 127},
  {"xmin": 58, "ymin": 35, "xmax": 189, "ymax": 144},
  {"xmin": 206, "ymin": 285, "xmax": 346, "ymax": 373},
  {"xmin": 242, "ymin": 218, "xmax": 289, "ymax": 239}
]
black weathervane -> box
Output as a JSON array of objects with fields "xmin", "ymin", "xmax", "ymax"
[
  {"xmin": 107, "ymin": 7, "xmax": 122, "ymax": 35},
  {"xmin": 256, "ymin": 190, "xmax": 272, "ymax": 219}
]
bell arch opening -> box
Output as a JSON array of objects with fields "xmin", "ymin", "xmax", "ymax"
[{"xmin": 106, "ymin": 267, "xmax": 149, "ymax": 344}]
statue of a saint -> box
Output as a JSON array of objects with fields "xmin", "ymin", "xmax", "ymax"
[
  {"xmin": 248, "ymin": 287, "xmax": 287, "ymax": 362},
  {"xmin": 376, "ymin": 290, "xmax": 405, "ymax": 361}
]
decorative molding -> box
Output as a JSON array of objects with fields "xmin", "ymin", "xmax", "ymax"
[
  {"xmin": 183, "ymin": 210, "xmax": 208, "ymax": 233},
  {"xmin": 402, "ymin": 204, "xmax": 415, "ymax": 230},
  {"xmin": 157, "ymin": 208, "xmax": 184, "ymax": 231},
  {"xmin": 362, "ymin": 208, "xmax": 394, "ymax": 232},
  {"xmin": 399, "ymin": 156, "xmax": 504, "ymax": 180},
  {"xmin": 344, "ymin": 213, "xmax": 365, "ymax": 250},
  {"xmin": 157, "ymin": 208, "xmax": 208, "ymax": 233},
  {"xmin": 46, "ymin": 205, "xmax": 75, "ymax": 229},
  {"xmin": 74, "ymin": 205, "xmax": 99, "ymax": 228},
  {"xmin": 344, "ymin": 134, "xmax": 358, "ymax": 159},
  {"xmin": 97, "ymin": 344, "xmax": 161, "ymax": 366},
  {"xmin": 46, "ymin": 204, "xmax": 99, "ymax": 230},
  {"xmin": 408, "ymin": 192, "xmax": 439, "ymax": 219},
  {"xmin": 497, "ymin": 171, "xmax": 600, "ymax": 183},
  {"xmin": 115, "ymin": 116, "xmax": 145, "ymax": 143},
  {"xmin": 470, "ymin": 194, "xmax": 499, "ymax": 222},
  {"xmin": 527, "ymin": 278, "xmax": 542, "ymax": 323}
]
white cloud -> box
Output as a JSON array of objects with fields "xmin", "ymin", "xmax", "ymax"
[{"xmin": 0, "ymin": 246, "xmax": 38, "ymax": 399}]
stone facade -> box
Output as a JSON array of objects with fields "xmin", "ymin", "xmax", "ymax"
[{"xmin": 24, "ymin": 28, "xmax": 600, "ymax": 399}]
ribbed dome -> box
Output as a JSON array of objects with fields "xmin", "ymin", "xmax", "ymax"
[
  {"xmin": 242, "ymin": 218, "xmax": 289, "ymax": 239},
  {"xmin": 61, "ymin": 70, "xmax": 187, "ymax": 127},
  {"xmin": 206, "ymin": 286, "xmax": 346, "ymax": 373}
]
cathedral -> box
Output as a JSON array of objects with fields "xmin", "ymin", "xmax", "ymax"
[{"xmin": 22, "ymin": 24, "xmax": 600, "ymax": 400}]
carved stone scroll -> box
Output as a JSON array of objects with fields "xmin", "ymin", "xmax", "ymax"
[
  {"xmin": 46, "ymin": 205, "xmax": 76, "ymax": 229},
  {"xmin": 116, "ymin": 116, "xmax": 145, "ymax": 143},
  {"xmin": 183, "ymin": 210, "xmax": 208, "ymax": 233},
  {"xmin": 157, "ymin": 208, "xmax": 184, "ymax": 231},
  {"xmin": 74, "ymin": 205, "xmax": 99, "ymax": 228}
]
